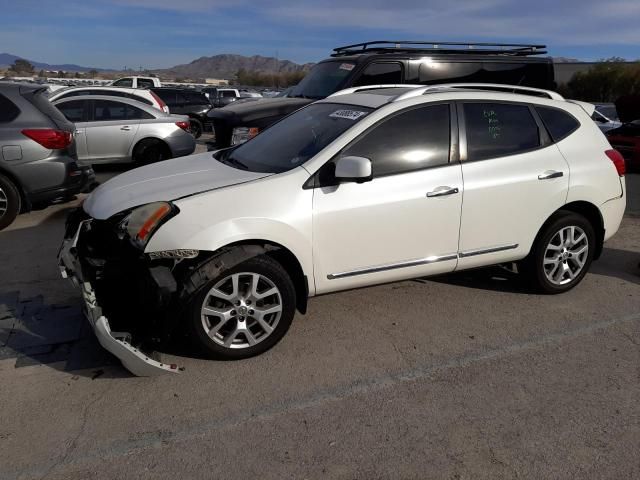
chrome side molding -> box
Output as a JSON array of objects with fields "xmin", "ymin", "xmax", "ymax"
[
  {"xmin": 327, "ymin": 253, "xmax": 458, "ymax": 279},
  {"xmin": 327, "ymin": 244, "xmax": 519, "ymax": 279}
]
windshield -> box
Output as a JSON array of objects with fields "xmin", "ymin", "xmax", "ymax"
[
  {"xmin": 289, "ymin": 61, "xmax": 355, "ymax": 99},
  {"xmin": 216, "ymin": 103, "xmax": 372, "ymax": 174}
]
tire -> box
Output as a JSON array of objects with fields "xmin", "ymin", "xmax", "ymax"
[
  {"xmin": 521, "ymin": 211, "xmax": 595, "ymax": 294},
  {"xmin": 0, "ymin": 174, "xmax": 21, "ymax": 231},
  {"xmin": 133, "ymin": 139, "xmax": 169, "ymax": 166},
  {"xmin": 186, "ymin": 255, "xmax": 296, "ymax": 359},
  {"xmin": 189, "ymin": 119, "xmax": 203, "ymax": 139}
]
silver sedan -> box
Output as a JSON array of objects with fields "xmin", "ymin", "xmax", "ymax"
[{"xmin": 53, "ymin": 95, "xmax": 196, "ymax": 165}]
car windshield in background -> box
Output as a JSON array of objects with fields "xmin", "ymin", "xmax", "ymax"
[
  {"xmin": 289, "ymin": 62, "xmax": 355, "ymax": 99},
  {"xmin": 217, "ymin": 103, "xmax": 373, "ymax": 174},
  {"xmin": 597, "ymin": 105, "xmax": 619, "ymax": 121}
]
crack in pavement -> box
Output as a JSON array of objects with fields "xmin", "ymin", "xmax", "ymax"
[{"xmin": 5, "ymin": 312, "xmax": 640, "ymax": 480}]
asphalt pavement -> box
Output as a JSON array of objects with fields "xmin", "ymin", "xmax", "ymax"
[{"xmin": 0, "ymin": 152, "xmax": 638, "ymax": 479}]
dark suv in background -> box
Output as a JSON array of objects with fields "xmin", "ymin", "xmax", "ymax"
[
  {"xmin": 0, "ymin": 83, "xmax": 94, "ymax": 230},
  {"xmin": 208, "ymin": 40, "xmax": 555, "ymax": 147},
  {"xmin": 150, "ymin": 87, "xmax": 211, "ymax": 138}
]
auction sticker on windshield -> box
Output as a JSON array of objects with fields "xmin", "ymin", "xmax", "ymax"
[
  {"xmin": 329, "ymin": 109, "xmax": 368, "ymax": 120},
  {"xmin": 339, "ymin": 63, "xmax": 355, "ymax": 71}
]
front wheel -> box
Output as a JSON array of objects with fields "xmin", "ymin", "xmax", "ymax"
[
  {"xmin": 186, "ymin": 255, "xmax": 296, "ymax": 359},
  {"xmin": 0, "ymin": 174, "xmax": 21, "ymax": 231},
  {"xmin": 522, "ymin": 212, "xmax": 595, "ymax": 294},
  {"xmin": 189, "ymin": 119, "xmax": 203, "ymax": 139}
]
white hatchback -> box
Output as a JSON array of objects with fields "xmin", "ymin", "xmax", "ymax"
[{"xmin": 59, "ymin": 84, "xmax": 626, "ymax": 375}]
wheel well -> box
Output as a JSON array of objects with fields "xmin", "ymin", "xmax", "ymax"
[
  {"xmin": 181, "ymin": 241, "xmax": 309, "ymax": 315},
  {"xmin": 132, "ymin": 138, "xmax": 172, "ymax": 161},
  {"xmin": 0, "ymin": 167, "xmax": 29, "ymax": 212},
  {"xmin": 546, "ymin": 202, "xmax": 605, "ymax": 259}
]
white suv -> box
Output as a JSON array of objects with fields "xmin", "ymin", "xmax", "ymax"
[
  {"xmin": 59, "ymin": 84, "xmax": 626, "ymax": 375},
  {"xmin": 49, "ymin": 86, "xmax": 170, "ymax": 113}
]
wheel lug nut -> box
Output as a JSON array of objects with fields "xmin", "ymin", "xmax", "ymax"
[
  {"xmin": 231, "ymin": 310, "xmax": 236, "ymax": 315},
  {"xmin": 249, "ymin": 309, "xmax": 254, "ymax": 314},
  {"xmin": 247, "ymin": 300, "xmax": 251, "ymax": 305},
  {"xmin": 239, "ymin": 316, "xmax": 244, "ymax": 321}
]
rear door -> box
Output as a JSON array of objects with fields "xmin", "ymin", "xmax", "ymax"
[
  {"xmin": 84, "ymin": 99, "xmax": 139, "ymax": 163},
  {"xmin": 456, "ymin": 101, "xmax": 569, "ymax": 269}
]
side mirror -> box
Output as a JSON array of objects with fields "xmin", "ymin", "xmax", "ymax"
[{"xmin": 335, "ymin": 156, "xmax": 372, "ymax": 183}]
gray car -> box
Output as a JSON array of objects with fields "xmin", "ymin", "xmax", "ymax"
[
  {"xmin": 0, "ymin": 83, "xmax": 94, "ymax": 230},
  {"xmin": 53, "ymin": 95, "xmax": 196, "ymax": 165}
]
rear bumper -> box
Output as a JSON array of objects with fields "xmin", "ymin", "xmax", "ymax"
[
  {"xmin": 167, "ymin": 130, "xmax": 196, "ymax": 158},
  {"xmin": 29, "ymin": 164, "xmax": 96, "ymax": 206},
  {"xmin": 58, "ymin": 219, "xmax": 179, "ymax": 376}
]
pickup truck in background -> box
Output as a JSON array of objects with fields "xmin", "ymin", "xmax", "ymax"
[{"xmin": 109, "ymin": 76, "xmax": 162, "ymax": 89}]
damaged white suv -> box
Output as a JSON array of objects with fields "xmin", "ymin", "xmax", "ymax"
[{"xmin": 59, "ymin": 84, "xmax": 626, "ymax": 375}]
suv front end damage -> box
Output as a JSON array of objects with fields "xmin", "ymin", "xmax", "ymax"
[{"xmin": 58, "ymin": 211, "xmax": 181, "ymax": 376}]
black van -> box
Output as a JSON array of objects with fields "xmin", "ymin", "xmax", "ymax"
[{"xmin": 208, "ymin": 41, "xmax": 555, "ymax": 147}]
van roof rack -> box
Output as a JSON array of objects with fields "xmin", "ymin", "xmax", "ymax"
[{"xmin": 331, "ymin": 41, "xmax": 547, "ymax": 57}]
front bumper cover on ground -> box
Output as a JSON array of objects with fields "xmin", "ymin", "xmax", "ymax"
[{"xmin": 58, "ymin": 220, "xmax": 180, "ymax": 376}]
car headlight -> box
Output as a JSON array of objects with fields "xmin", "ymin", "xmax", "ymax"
[
  {"xmin": 231, "ymin": 126, "xmax": 259, "ymax": 145},
  {"xmin": 121, "ymin": 202, "xmax": 177, "ymax": 249}
]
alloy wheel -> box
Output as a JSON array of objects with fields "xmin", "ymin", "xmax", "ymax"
[
  {"xmin": 200, "ymin": 272, "xmax": 283, "ymax": 349},
  {"xmin": 543, "ymin": 226, "xmax": 589, "ymax": 286},
  {"xmin": 0, "ymin": 186, "xmax": 7, "ymax": 219}
]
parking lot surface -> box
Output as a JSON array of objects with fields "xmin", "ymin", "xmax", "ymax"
[{"xmin": 0, "ymin": 168, "xmax": 638, "ymax": 479}]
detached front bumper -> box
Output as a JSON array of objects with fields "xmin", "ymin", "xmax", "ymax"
[{"xmin": 58, "ymin": 220, "xmax": 179, "ymax": 376}]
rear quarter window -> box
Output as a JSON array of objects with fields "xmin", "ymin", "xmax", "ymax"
[
  {"xmin": 0, "ymin": 93, "xmax": 20, "ymax": 122},
  {"xmin": 535, "ymin": 106, "xmax": 580, "ymax": 142}
]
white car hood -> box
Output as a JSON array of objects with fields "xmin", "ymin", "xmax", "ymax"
[{"xmin": 84, "ymin": 151, "xmax": 271, "ymax": 219}]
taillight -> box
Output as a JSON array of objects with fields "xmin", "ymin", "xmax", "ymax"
[
  {"xmin": 150, "ymin": 91, "xmax": 169, "ymax": 113},
  {"xmin": 605, "ymin": 149, "xmax": 626, "ymax": 176},
  {"xmin": 175, "ymin": 121, "xmax": 190, "ymax": 132},
  {"xmin": 21, "ymin": 129, "xmax": 72, "ymax": 150}
]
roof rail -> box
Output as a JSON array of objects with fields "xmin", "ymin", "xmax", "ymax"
[
  {"xmin": 332, "ymin": 41, "xmax": 547, "ymax": 57},
  {"xmin": 328, "ymin": 84, "xmax": 423, "ymax": 97},
  {"xmin": 393, "ymin": 83, "xmax": 565, "ymax": 101}
]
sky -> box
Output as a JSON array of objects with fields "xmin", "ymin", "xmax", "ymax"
[{"xmin": 0, "ymin": 0, "xmax": 639, "ymax": 69}]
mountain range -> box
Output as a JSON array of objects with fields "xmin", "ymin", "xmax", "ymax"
[
  {"xmin": 0, "ymin": 53, "xmax": 104, "ymax": 72},
  {"xmin": 151, "ymin": 54, "xmax": 314, "ymax": 80},
  {"xmin": 0, "ymin": 52, "xmax": 312, "ymax": 78}
]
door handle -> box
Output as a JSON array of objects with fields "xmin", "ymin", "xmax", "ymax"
[
  {"xmin": 427, "ymin": 186, "xmax": 459, "ymax": 198},
  {"xmin": 538, "ymin": 170, "xmax": 563, "ymax": 180},
  {"xmin": 120, "ymin": 126, "xmax": 131, "ymax": 131}
]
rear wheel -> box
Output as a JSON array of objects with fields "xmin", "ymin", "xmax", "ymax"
[
  {"xmin": 187, "ymin": 255, "xmax": 296, "ymax": 359},
  {"xmin": 133, "ymin": 139, "xmax": 170, "ymax": 165},
  {"xmin": 0, "ymin": 174, "xmax": 21, "ymax": 231},
  {"xmin": 189, "ymin": 119, "xmax": 203, "ymax": 139},
  {"xmin": 522, "ymin": 212, "xmax": 595, "ymax": 294}
]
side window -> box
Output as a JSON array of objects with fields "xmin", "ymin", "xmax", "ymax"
[
  {"xmin": 341, "ymin": 104, "xmax": 451, "ymax": 177},
  {"xmin": 220, "ymin": 90, "xmax": 236, "ymax": 98},
  {"xmin": 186, "ymin": 92, "xmax": 207, "ymax": 105},
  {"xmin": 353, "ymin": 62, "xmax": 403, "ymax": 87},
  {"xmin": 137, "ymin": 78, "xmax": 154, "ymax": 89},
  {"xmin": 93, "ymin": 100, "xmax": 127, "ymax": 121},
  {"xmin": 0, "ymin": 93, "xmax": 20, "ymax": 122},
  {"xmin": 152, "ymin": 90, "xmax": 176, "ymax": 107},
  {"xmin": 463, "ymin": 103, "xmax": 540, "ymax": 161},
  {"xmin": 175, "ymin": 92, "xmax": 188, "ymax": 106},
  {"xmin": 536, "ymin": 106, "xmax": 580, "ymax": 142},
  {"xmin": 419, "ymin": 62, "xmax": 482, "ymax": 84},
  {"xmin": 112, "ymin": 78, "xmax": 133, "ymax": 87},
  {"xmin": 126, "ymin": 105, "xmax": 154, "ymax": 120},
  {"xmin": 57, "ymin": 100, "xmax": 86, "ymax": 122}
]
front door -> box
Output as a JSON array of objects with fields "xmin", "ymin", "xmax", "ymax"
[{"xmin": 312, "ymin": 103, "xmax": 463, "ymax": 294}]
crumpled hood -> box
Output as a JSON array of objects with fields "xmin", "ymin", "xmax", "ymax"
[{"xmin": 84, "ymin": 151, "xmax": 270, "ymax": 219}]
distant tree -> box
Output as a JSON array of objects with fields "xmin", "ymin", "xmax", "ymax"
[
  {"xmin": 8, "ymin": 59, "xmax": 35, "ymax": 75},
  {"xmin": 88, "ymin": 69, "xmax": 98, "ymax": 78},
  {"xmin": 37, "ymin": 69, "xmax": 46, "ymax": 78},
  {"xmin": 564, "ymin": 60, "xmax": 640, "ymax": 102},
  {"xmin": 57, "ymin": 71, "xmax": 67, "ymax": 78}
]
